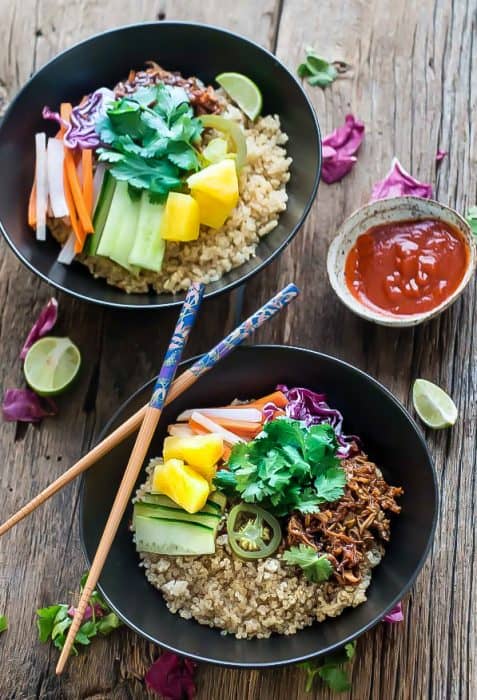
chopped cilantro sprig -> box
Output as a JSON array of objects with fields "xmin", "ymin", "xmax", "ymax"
[
  {"xmin": 297, "ymin": 47, "xmax": 338, "ymax": 88},
  {"xmin": 300, "ymin": 640, "xmax": 357, "ymax": 693},
  {"xmin": 95, "ymin": 84, "xmax": 203, "ymax": 202},
  {"xmin": 214, "ymin": 418, "xmax": 346, "ymax": 516},
  {"xmin": 283, "ymin": 545, "xmax": 333, "ymax": 582}
]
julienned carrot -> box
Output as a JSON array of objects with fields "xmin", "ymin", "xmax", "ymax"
[
  {"xmin": 224, "ymin": 391, "xmax": 288, "ymax": 410},
  {"xmin": 28, "ymin": 179, "xmax": 37, "ymax": 228},
  {"xmin": 60, "ymin": 103, "xmax": 72, "ymax": 131},
  {"xmin": 82, "ymin": 149, "xmax": 94, "ymax": 215},
  {"xmin": 64, "ymin": 149, "xmax": 93, "ymax": 235},
  {"xmin": 190, "ymin": 416, "xmax": 262, "ymax": 438},
  {"xmin": 63, "ymin": 162, "xmax": 85, "ymax": 251}
]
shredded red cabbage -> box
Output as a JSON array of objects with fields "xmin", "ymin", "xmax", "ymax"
[
  {"xmin": 20, "ymin": 298, "xmax": 58, "ymax": 360},
  {"xmin": 383, "ymin": 601, "xmax": 404, "ymax": 623},
  {"xmin": 43, "ymin": 88, "xmax": 114, "ymax": 150},
  {"xmin": 145, "ymin": 652, "xmax": 197, "ymax": 700},
  {"xmin": 370, "ymin": 157, "xmax": 433, "ymax": 201},
  {"xmin": 67, "ymin": 603, "xmax": 104, "ymax": 621},
  {"xmin": 272, "ymin": 385, "xmax": 359, "ymax": 458},
  {"xmin": 321, "ymin": 114, "xmax": 365, "ymax": 184},
  {"xmin": 2, "ymin": 389, "xmax": 57, "ymax": 423}
]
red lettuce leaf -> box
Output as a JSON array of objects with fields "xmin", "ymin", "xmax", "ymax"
[
  {"xmin": 383, "ymin": 601, "xmax": 404, "ymax": 623},
  {"xmin": 20, "ymin": 298, "xmax": 58, "ymax": 360},
  {"xmin": 321, "ymin": 114, "xmax": 365, "ymax": 184},
  {"xmin": 370, "ymin": 157, "xmax": 433, "ymax": 201},
  {"xmin": 2, "ymin": 389, "xmax": 57, "ymax": 423},
  {"xmin": 145, "ymin": 652, "xmax": 197, "ymax": 700}
]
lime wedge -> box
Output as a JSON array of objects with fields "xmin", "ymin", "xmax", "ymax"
[
  {"xmin": 412, "ymin": 379, "xmax": 458, "ymax": 429},
  {"xmin": 215, "ymin": 72, "xmax": 263, "ymax": 120},
  {"xmin": 24, "ymin": 337, "xmax": 81, "ymax": 396}
]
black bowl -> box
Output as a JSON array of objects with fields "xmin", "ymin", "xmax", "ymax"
[
  {"xmin": 80, "ymin": 345, "xmax": 437, "ymax": 667},
  {"xmin": 0, "ymin": 22, "xmax": 321, "ymax": 309}
]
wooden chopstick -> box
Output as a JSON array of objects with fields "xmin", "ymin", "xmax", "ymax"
[
  {"xmin": 56, "ymin": 282, "xmax": 204, "ymax": 673},
  {"xmin": 0, "ymin": 283, "xmax": 299, "ymax": 538}
]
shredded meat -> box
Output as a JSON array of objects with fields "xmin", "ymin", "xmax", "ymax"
[
  {"xmin": 114, "ymin": 61, "xmax": 222, "ymax": 114},
  {"xmin": 286, "ymin": 453, "xmax": 403, "ymax": 585}
]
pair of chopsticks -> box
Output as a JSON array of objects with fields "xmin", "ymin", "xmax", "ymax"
[{"xmin": 1, "ymin": 281, "xmax": 298, "ymax": 671}]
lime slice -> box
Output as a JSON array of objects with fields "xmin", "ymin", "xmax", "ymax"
[
  {"xmin": 412, "ymin": 378, "xmax": 458, "ymax": 429},
  {"xmin": 24, "ymin": 337, "xmax": 81, "ymax": 396},
  {"xmin": 215, "ymin": 72, "xmax": 263, "ymax": 120}
]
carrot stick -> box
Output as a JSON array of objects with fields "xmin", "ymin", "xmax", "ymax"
[
  {"xmin": 63, "ymin": 160, "xmax": 85, "ymax": 251},
  {"xmin": 246, "ymin": 391, "xmax": 288, "ymax": 409},
  {"xmin": 64, "ymin": 149, "xmax": 94, "ymax": 235},
  {"xmin": 60, "ymin": 103, "xmax": 72, "ymax": 130},
  {"xmin": 28, "ymin": 179, "xmax": 37, "ymax": 228},
  {"xmin": 81, "ymin": 149, "xmax": 94, "ymax": 216},
  {"xmin": 190, "ymin": 416, "xmax": 262, "ymax": 438}
]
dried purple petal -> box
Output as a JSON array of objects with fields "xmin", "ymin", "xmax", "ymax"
[
  {"xmin": 436, "ymin": 149, "xmax": 447, "ymax": 162},
  {"xmin": 20, "ymin": 298, "xmax": 58, "ymax": 360},
  {"xmin": 145, "ymin": 652, "xmax": 197, "ymax": 700},
  {"xmin": 370, "ymin": 157, "xmax": 433, "ymax": 201},
  {"xmin": 67, "ymin": 604, "xmax": 104, "ymax": 621},
  {"xmin": 42, "ymin": 106, "xmax": 68, "ymax": 129},
  {"xmin": 383, "ymin": 602, "xmax": 404, "ymax": 623},
  {"xmin": 321, "ymin": 114, "xmax": 365, "ymax": 184},
  {"xmin": 2, "ymin": 389, "xmax": 57, "ymax": 423}
]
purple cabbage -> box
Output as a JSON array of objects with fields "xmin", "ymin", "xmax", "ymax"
[
  {"xmin": 272, "ymin": 385, "xmax": 359, "ymax": 458},
  {"xmin": 383, "ymin": 602, "xmax": 404, "ymax": 623},
  {"xmin": 145, "ymin": 652, "xmax": 197, "ymax": 700},
  {"xmin": 20, "ymin": 297, "xmax": 58, "ymax": 360},
  {"xmin": 2, "ymin": 389, "xmax": 57, "ymax": 423},
  {"xmin": 42, "ymin": 87, "xmax": 114, "ymax": 150}
]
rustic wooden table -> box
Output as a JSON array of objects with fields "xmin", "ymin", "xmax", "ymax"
[{"xmin": 0, "ymin": 1, "xmax": 475, "ymax": 698}]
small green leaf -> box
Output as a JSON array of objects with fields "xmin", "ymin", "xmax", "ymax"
[
  {"xmin": 97, "ymin": 612, "xmax": 122, "ymax": 636},
  {"xmin": 345, "ymin": 640, "xmax": 357, "ymax": 660},
  {"xmin": 0, "ymin": 615, "xmax": 8, "ymax": 634},
  {"xmin": 314, "ymin": 466, "xmax": 347, "ymax": 503},
  {"xmin": 283, "ymin": 545, "xmax": 333, "ymax": 582},
  {"xmin": 318, "ymin": 664, "xmax": 351, "ymax": 692},
  {"xmin": 467, "ymin": 206, "xmax": 477, "ymax": 236},
  {"xmin": 296, "ymin": 48, "xmax": 338, "ymax": 89},
  {"xmin": 36, "ymin": 605, "xmax": 65, "ymax": 642}
]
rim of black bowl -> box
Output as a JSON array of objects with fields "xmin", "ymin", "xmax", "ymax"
[
  {"xmin": 0, "ymin": 21, "xmax": 321, "ymax": 310},
  {"xmin": 79, "ymin": 344, "xmax": 438, "ymax": 668}
]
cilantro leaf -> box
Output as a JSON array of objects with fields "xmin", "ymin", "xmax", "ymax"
[
  {"xmin": 0, "ymin": 615, "xmax": 8, "ymax": 634},
  {"xmin": 297, "ymin": 48, "xmax": 338, "ymax": 89},
  {"xmin": 283, "ymin": 545, "xmax": 333, "ymax": 582},
  {"xmin": 166, "ymin": 141, "xmax": 200, "ymax": 171},
  {"xmin": 467, "ymin": 206, "xmax": 477, "ymax": 236},
  {"xmin": 214, "ymin": 417, "xmax": 346, "ymax": 516},
  {"xmin": 36, "ymin": 604, "xmax": 65, "ymax": 642},
  {"xmin": 318, "ymin": 664, "xmax": 351, "ymax": 692},
  {"xmin": 314, "ymin": 466, "xmax": 347, "ymax": 504},
  {"xmin": 345, "ymin": 640, "xmax": 357, "ymax": 660},
  {"xmin": 298, "ymin": 662, "xmax": 322, "ymax": 692}
]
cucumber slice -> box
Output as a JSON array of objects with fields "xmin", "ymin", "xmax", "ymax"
[
  {"xmin": 134, "ymin": 514, "xmax": 216, "ymax": 555},
  {"xmin": 96, "ymin": 180, "xmax": 130, "ymax": 258},
  {"xmin": 142, "ymin": 492, "xmax": 223, "ymax": 515},
  {"xmin": 134, "ymin": 501, "xmax": 220, "ymax": 529},
  {"xmin": 108, "ymin": 191, "xmax": 141, "ymax": 271},
  {"xmin": 208, "ymin": 490, "xmax": 227, "ymax": 512},
  {"xmin": 85, "ymin": 171, "xmax": 116, "ymax": 256},
  {"xmin": 128, "ymin": 192, "xmax": 166, "ymax": 272}
]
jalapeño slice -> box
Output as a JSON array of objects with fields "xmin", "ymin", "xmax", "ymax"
[{"xmin": 226, "ymin": 503, "xmax": 281, "ymax": 560}]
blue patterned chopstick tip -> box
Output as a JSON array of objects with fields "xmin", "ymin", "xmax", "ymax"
[
  {"xmin": 190, "ymin": 283, "xmax": 299, "ymax": 375},
  {"xmin": 150, "ymin": 282, "xmax": 204, "ymax": 408}
]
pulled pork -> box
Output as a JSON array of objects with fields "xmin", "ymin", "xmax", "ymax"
[
  {"xmin": 114, "ymin": 61, "xmax": 222, "ymax": 115},
  {"xmin": 286, "ymin": 454, "xmax": 403, "ymax": 585}
]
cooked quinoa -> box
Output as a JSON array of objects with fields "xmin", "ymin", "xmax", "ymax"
[
  {"xmin": 49, "ymin": 97, "xmax": 291, "ymax": 294},
  {"xmin": 133, "ymin": 459, "xmax": 384, "ymax": 640}
]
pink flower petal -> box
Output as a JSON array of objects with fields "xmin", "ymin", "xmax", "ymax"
[
  {"xmin": 383, "ymin": 602, "xmax": 404, "ymax": 623},
  {"xmin": 20, "ymin": 298, "xmax": 58, "ymax": 360},
  {"xmin": 370, "ymin": 158, "xmax": 433, "ymax": 201},
  {"xmin": 2, "ymin": 388, "xmax": 57, "ymax": 423},
  {"xmin": 145, "ymin": 652, "xmax": 197, "ymax": 700},
  {"xmin": 321, "ymin": 114, "xmax": 365, "ymax": 184},
  {"xmin": 436, "ymin": 149, "xmax": 447, "ymax": 162}
]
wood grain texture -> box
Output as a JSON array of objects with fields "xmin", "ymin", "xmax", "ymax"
[{"xmin": 0, "ymin": 0, "xmax": 475, "ymax": 698}]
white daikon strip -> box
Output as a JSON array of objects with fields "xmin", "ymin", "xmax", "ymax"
[
  {"xmin": 167, "ymin": 423, "xmax": 195, "ymax": 437},
  {"xmin": 177, "ymin": 407, "xmax": 262, "ymax": 423},
  {"xmin": 191, "ymin": 412, "xmax": 244, "ymax": 445},
  {"xmin": 92, "ymin": 162, "xmax": 106, "ymax": 211},
  {"xmin": 35, "ymin": 133, "xmax": 48, "ymax": 241},
  {"xmin": 47, "ymin": 138, "xmax": 69, "ymax": 217},
  {"xmin": 76, "ymin": 158, "xmax": 83, "ymax": 186},
  {"xmin": 56, "ymin": 231, "xmax": 77, "ymax": 265}
]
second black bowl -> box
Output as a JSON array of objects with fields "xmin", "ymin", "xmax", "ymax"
[
  {"xmin": 0, "ymin": 22, "xmax": 321, "ymax": 309},
  {"xmin": 80, "ymin": 345, "xmax": 437, "ymax": 667}
]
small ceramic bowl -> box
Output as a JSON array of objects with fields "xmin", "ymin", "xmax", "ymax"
[{"xmin": 327, "ymin": 196, "xmax": 476, "ymax": 327}]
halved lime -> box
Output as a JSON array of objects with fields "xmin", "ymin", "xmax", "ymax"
[
  {"xmin": 215, "ymin": 72, "xmax": 263, "ymax": 120},
  {"xmin": 24, "ymin": 337, "xmax": 81, "ymax": 396},
  {"xmin": 412, "ymin": 378, "xmax": 458, "ymax": 429}
]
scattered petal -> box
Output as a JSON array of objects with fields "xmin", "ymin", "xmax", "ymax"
[
  {"xmin": 20, "ymin": 298, "xmax": 58, "ymax": 360},
  {"xmin": 383, "ymin": 602, "xmax": 404, "ymax": 623},
  {"xmin": 370, "ymin": 157, "xmax": 433, "ymax": 201},
  {"xmin": 321, "ymin": 115, "xmax": 365, "ymax": 184},
  {"xmin": 2, "ymin": 388, "xmax": 57, "ymax": 423},
  {"xmin": 436, "ymin": 149, "xmax": 447, "ymax": 162},
  {"xmin": 145, "ymin": 651, "xmax": 197, "ymax": 700}
]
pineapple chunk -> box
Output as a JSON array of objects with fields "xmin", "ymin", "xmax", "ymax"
[
  {"xmin": 161, "ymin": 192, "xmax": 200, "ymax": 242},
  {"xmin": 151, "ymin": 458, "xmax": 210, "ymax": 514},
  {"xmin": 163, "ymin": 434, "xmax": 224, "ymax": 482},
  {"xmin": 189, "ymin": 190, "xmax": 233, "ymax": 229},
  {"xmin": 188, "ymin": 159, "xmax": 239, "ymax": 211}
]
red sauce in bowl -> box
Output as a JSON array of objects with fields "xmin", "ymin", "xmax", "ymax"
[{"xmin": 344, "ymin": 219, "xmax": 469, "ymax": 316}]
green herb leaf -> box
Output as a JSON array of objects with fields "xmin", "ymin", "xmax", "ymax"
[
  {"xmin": 0, "ymin": 615, "xmax": 8, "ymax": 634},
  {"xmin": 97, "ymin": 612, "xmax": 122, "ymax": 636},
  {"xmin": 467, "ymin": 206, "xmax": 477, "ymax": 236},
  {"xmin": 36, "ymin": 604, "xmax": 65, "ymax": 642},
  {"xmin": 214, "ymin": 418, "xmax": 345, "ymax": 515},
  {"xmin": 345, "ymin": 640, "xmax": 357, "ymax": 660},
  {"xmin": 297, "ymin": 48, "xmax": 338, "ymax": 89},
  {"xmin": 298, "ymin": 640, "xmax": 357, "ymax": 693},
  {"xmin": 298, "ymin": 661, "xmax": 322, "ymax": 692},
  {"xmin": 283, "ymin": 545, "xmax": 333, "ymax": 582},
  {"xmin": 318, "ymin": 664, "xmax": 351, "ymax": 692}
]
